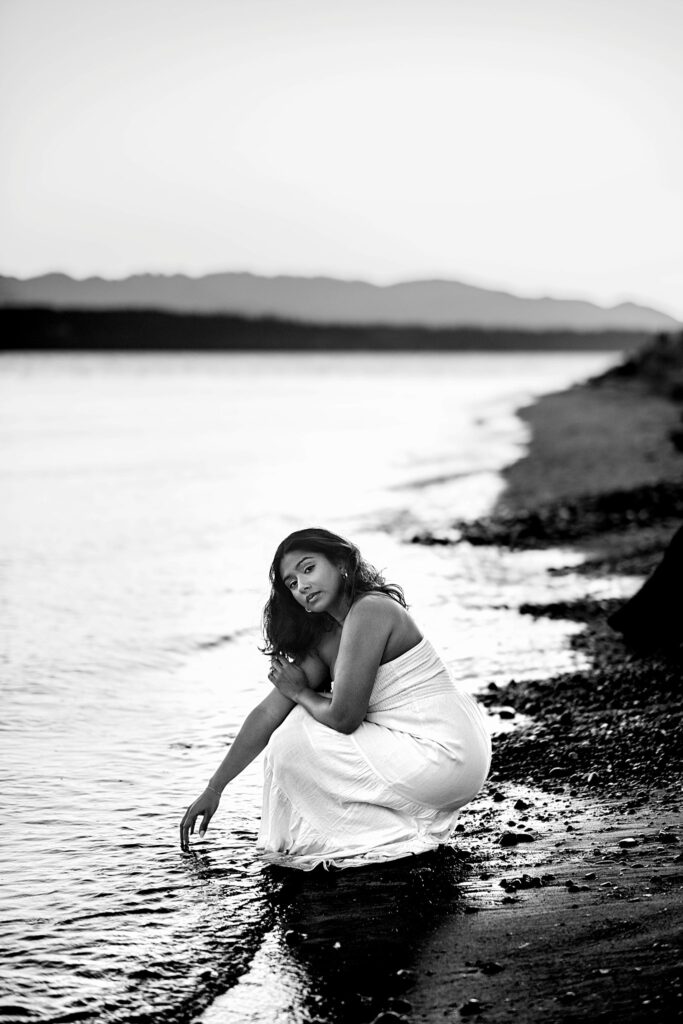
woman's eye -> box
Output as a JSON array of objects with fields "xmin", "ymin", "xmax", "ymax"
[{"xmin": 304, "ymin": 565, "xmax": 314, "ymax": 573}]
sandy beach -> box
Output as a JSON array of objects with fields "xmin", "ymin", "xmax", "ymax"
[{"xmin": 241, "ymin": 335, "xmax": 682, "ymax": 1024}]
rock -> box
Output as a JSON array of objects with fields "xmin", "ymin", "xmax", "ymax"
[
  {"xmin": 514, "ymin": 798, "xmax": 531, "ymax": 810},
  {"xmin": 460, "ymin": 998, "xmax": 483, "ymax": 1016},
  {"xmin": 499, "ymin": 830, "xmax": 538, "ymax": 846},
  {"xmin": 476, "ymin": 960, "xmax": 505, "ymax": 974},
  {"xmin": 394, "ymin": 969, "xmax": 416, "ymax": 983},
  {"xmin": 657, "ymin": 831, "xmax": 679, "ymax": 844},
  {"xmin": 566, "ymin": 879, "xmax": 589, "ymax": 892},
  {"xmin": 619, "ymin": 838, "xmax": 638, "ymax": 848},
  {"xmin": 386, "ymin": 997, "xmax": 413, "ymax": 1013},
  {"xmin": 492, "ymin": 790, "xmax": 506, "ymax": 802},
  {"xmin": 496, "ymin": 706, "xmax": 517, "ymax": 719}
]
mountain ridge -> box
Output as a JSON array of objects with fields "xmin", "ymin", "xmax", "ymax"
[{"xmin": 0, "ymin": 271, "xmax": 678, "ymax": 332}]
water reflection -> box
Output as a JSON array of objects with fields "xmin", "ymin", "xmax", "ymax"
[{"xmin": 203, "ymin": 847, "xmax": 470, "ymax": 1024}]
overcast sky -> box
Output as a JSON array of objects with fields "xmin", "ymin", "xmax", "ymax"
[{"xmin": 1, "ymin": 0, "xmax": 682, "ymax": 317}]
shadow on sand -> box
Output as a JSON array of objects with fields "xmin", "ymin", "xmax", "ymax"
[{"xmin": 254, "ymin": 846, "xmax": 471, "ymax": 1023}]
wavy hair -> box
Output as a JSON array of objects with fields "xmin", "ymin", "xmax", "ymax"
[{"xmin": 261, "ymin": 527, "xmax": 407, "ymax": 659}]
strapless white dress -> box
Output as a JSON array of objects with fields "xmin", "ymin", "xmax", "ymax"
[{"xmin": 256, "ymin": 637, "xmax": 491, "ymax": 870}]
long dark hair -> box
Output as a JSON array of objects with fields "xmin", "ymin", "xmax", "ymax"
[{"xmin": 261, "ymin": 527, "xmax": 407, "ymax": 659}]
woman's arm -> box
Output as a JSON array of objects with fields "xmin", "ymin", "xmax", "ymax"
[
  {"xmin": 180, "ymin": 653, "xmax": 329, "ymax": 849},
  {"xmin": 269, "ymin": 600, "xmax": 395, "ymax": 734}
]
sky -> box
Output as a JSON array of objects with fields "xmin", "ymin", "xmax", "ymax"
[{"xmin": 1, "ymin": 0, "xmax": 682, "ymax": 318}]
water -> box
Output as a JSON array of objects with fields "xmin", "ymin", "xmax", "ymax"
[{"xmin": 0, "ymin": 351, "xmax": 627, "ymax": 1022}]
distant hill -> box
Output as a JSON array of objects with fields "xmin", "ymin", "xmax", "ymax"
[
  {"xmin": 0, "ymin": 308, "xmax": 657, "ymax": 353},
  {"xmin": 0, "ymin": 272, "xmax": 679, "ymax": 332}
]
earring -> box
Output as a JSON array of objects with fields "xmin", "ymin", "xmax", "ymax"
[{"xmin": 341, "ymin": 568, "xmax": 348, "ymax": 580}]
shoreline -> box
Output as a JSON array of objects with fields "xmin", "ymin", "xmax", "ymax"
[
  {"xmin": 405, "ymin": 331, "xmax": 682, "ymax": 1022},
  {"xmin": 218, "ymin": 335, "xmax": 683, "ymax": 1024}
]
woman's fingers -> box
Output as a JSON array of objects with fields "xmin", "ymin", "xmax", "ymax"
[
  {"xmin": 180, "ymin": 791, "xmax": 219, "ymax": 849},
  {"xmin": 180, "ymin": 812, "xmax": 193, "ymax": 850},
  {"xmin": 180, "ymin": 806, "xmax": 200, "ymax": 850}
]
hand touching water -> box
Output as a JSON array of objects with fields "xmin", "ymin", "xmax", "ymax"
[
  {"xmin": 180, "ymin": 786, "xmax": 220, "ymax": 851},
  {"xmin": 267, "ymin": 656, "xmax": 308, "ymax": 702}
]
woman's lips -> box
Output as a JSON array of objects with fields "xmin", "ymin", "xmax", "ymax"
[{"xmin": 306, "ymin": 592, "xmax": 321, "ymax": 605}]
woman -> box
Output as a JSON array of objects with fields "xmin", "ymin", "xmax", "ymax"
[{"xmin": 180, "ymin": 528, "xmax": 491, "ymax": 869}]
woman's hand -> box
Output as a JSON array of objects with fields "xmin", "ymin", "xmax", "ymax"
[
  {"xmin": 267, "ymin": 656, "xmax": 308, "ymax": 702},
  {"xmin": 180, "ymin": 787, "xmax": 220, "ymax": 851}
]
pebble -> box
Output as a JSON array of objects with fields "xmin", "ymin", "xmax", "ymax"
[
  {"xmin": 619, "ymin": 838, "xmax": 638, "ymax": 848},
  {"xmin": 558, "ymin": 991, "xmax": 578, "ymax": 1003}
]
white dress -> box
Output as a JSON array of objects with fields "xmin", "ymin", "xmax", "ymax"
[{"xmin": 256, "ymin": 637, "xmax": 491, "ymax": 870}]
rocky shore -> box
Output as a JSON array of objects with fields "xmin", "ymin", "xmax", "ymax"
[{"xmin": 402, "ymin": 331, "xmax": 682, "ymax": 1022}]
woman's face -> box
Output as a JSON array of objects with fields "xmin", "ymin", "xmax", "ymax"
[{"xmin": 279, "ymin": 549, "xmax": 345, "ymax": 615}]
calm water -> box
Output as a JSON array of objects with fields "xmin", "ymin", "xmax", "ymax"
[{"xmin": 0, "ymin": 351, "xmax": 626, "ymax": 1022}]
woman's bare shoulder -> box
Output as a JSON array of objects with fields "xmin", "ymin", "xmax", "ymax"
[
  {"xmin": 349, "ymin": 592, "xmax": 408, "ymax": 625},
  {"xmin": 350, "ymin": 592, "xmax": 422, "ymax": 657},
  {"xmin": 353, "ymin": 590, "xmax": 404, "ymax": 608}
]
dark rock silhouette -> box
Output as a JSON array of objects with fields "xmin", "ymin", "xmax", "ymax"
[{"xmin": 608, "ymin": 523, "xmax": 683, "ymax": 650}]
